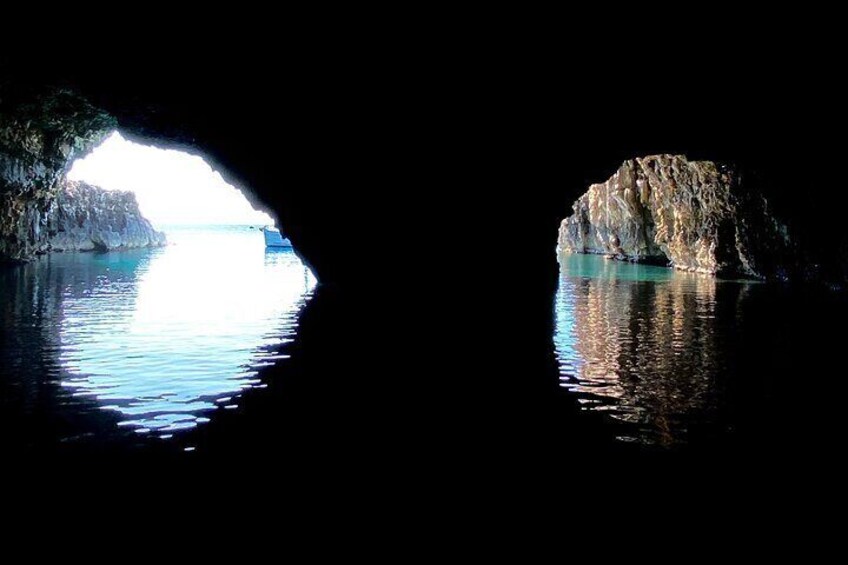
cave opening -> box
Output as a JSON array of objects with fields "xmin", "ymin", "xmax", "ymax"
[
  {"xmin": 6, "ymin": 52, "xmax": 847, "ymax": 473},
  {"xmin": 68, "ymin": 131, "xmax": 276, "ymax": 229},
  {"xmin": 2, "ymin": 128, "xmax": 319, "ymax": 447}
]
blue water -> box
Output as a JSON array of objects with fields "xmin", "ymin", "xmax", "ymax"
[
  {"xmin": 0, "ymin": 225, "xmax": 315, "ymax": 450},
  {"xmin": 554, "ymin": 253, "xmax": 755, "ymax": 446},
  {"xmin": 5, "ymin": 239, "xmax": 842, "ymax": 455}
]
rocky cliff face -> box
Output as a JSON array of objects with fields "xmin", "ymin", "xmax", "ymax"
[
  {"xmin": 1, "ymin": 90, "xmax": 115, "ymax": 261},
  {"xmin": 557, "ymin": 155, "xmax": 795, "ymax": 279},
  {"xmin": 47, "ymin": 180, "xmax": 166, "ymax": 252}
]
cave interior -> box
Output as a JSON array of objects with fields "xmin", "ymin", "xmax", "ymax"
[{"xmin": 2, "ymin": 45, "xmax": 847, "ymax": 480}]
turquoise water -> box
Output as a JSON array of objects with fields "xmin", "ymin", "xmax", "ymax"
[
  {"xmin": 554, "ymin": 253, "xmax": 755, "ymax": 446},
  {"xmin": 4, "ymin": 240, "xmax": 837, "ymax": 455},
  {"xmin": 0, "ymin": 225, "xmax": 315, "ymax": 448}
]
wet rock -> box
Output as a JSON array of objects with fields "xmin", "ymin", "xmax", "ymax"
[{"xmin": 558, "ymin": 155, "xmax": 795, "ymax": 279}]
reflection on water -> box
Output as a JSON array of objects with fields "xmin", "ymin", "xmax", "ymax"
[
  {"xmin": 555, "ymin": 253, "xmax": 752, "ymax": 446},
  {"xmin": 0, "ymin": 225, "xmax": 315, "ymax": 446}
]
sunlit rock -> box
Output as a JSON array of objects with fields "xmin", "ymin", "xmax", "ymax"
[
  {"xmin": 557, "ymin": 155, "xmax": 794, "ymax": 279},
  {"xmin": 47, "ymin": 180, "xmax": 166, "ymax": 252}
]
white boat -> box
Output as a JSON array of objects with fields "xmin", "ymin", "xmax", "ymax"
[{"xmin": 262, "ymin": 226, "xmax": 293, "ymax": 248}]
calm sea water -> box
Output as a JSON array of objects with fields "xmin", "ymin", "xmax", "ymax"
[
  {"xmin": 555, "ymin": 254, "xmax": 736, "ymax": 446},
  {"xmin": 3, "ymin": 236, "xmax": 845, "ymax": 457},
  {"xmin": 553, "ymin": 253, "xmax": 846, "ymax": 448},
  {"xmin": 0, "ymin": 225, "xmax": 315, "ymax": 453}
]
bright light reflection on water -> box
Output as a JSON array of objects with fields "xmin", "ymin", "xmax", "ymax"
[{"xmin": 57, "ymin": 225, "xmax": 315, "ymax": 437}]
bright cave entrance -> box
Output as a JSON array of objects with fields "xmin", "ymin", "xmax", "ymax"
[
  {"xmin": 68, "ymin": 132, "xmax": 275, "ymax": 227},
  {"xmin": 40, "ymin": 132, "xmax": 317, "ymax": 447}
]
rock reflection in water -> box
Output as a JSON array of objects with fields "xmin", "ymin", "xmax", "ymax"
[{"xmin": 555, "ymin": 253, "xmax": 752, "ymax": 446}]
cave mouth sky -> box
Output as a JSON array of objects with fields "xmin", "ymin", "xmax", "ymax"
[{"xmin": 69, "ymin": 131, "xmax": 275, "ymax": 227}]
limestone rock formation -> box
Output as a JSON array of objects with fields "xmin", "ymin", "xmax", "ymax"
[
  {"xmin": 1, "ymin": 90, "xmax": 116, "ymax": 261},
  {"xmin": 47, "ymin": 180, "xmax": 166, "ymax": 252},
  {"xmin": 557, "ymin": 155, "xmax": 794, "ymax": 279}
]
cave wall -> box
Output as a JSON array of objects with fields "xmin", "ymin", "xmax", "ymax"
[{"xmin": 0, "ymin": 90, "xmax": 115, "ymax": 261}]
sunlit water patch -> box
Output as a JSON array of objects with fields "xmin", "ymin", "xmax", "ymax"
[
  {"xmin": 4, "ymin": 225, "xmax": 315, "ymax": 443},
  {"xmin": 554, "ymin": 253, "xmax": 755, "ymax": 447}
]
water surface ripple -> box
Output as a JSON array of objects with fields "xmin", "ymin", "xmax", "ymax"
[
  {"xmin": 554, "ymin": 253, "xmax": 751, "ymax": 446},
  {"xmin": 0, "ymin": 225, "xmax": 315, "ymax": 448}
]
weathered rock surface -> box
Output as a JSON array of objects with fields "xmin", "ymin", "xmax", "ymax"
[
  {"xmin": 557, "ymin": 155, "xmax": 794, "ymax": 279},
  {"xmin": 1, "ymin": 90, "xmax": 115, "ymax": 261},
  {"xmin": 1, "ymin": 91, "xmax": 163, "ymax": 258},
  {"xmin": 47, "ymin": 180, "xmax": 166, "ymax": 252}
]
